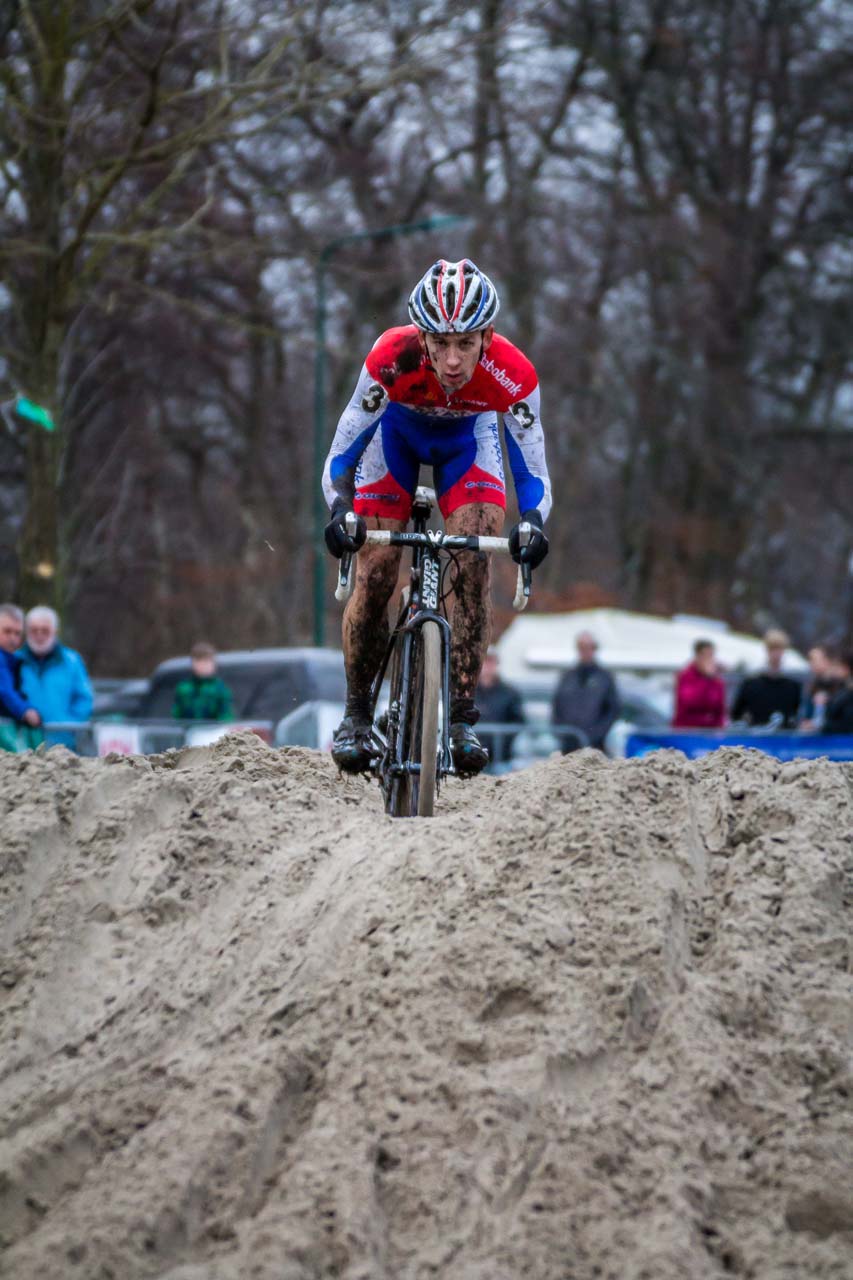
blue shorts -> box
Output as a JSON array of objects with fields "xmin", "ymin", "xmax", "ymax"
[{"xmin": 352, "ymin": 402, "xmax": 506, "ymax": 521}]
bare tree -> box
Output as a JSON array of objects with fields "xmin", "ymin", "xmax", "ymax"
[
  {"xmin": 3, "ymin": 0, "xmax": 851, "ymax": 672},
  {"xmin": 0, "ymin": 0, "xmax": 404, "ymax": 607},
  {"xmin": 568, "ymin": 0, "xmax": 853, "ymax": 619}
]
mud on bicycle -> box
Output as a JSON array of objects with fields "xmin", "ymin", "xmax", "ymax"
[{"xmin": 335, "ymin": 486, "xmax": 535, "ymax": 818}]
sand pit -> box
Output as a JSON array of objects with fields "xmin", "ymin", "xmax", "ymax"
[{"xmin": 1, "ymin": 733, "xmax": 852, "ymax": 1278}]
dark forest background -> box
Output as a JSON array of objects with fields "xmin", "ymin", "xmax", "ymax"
[{"xmin": 1, "ymin": 0, "xmax": 851, "ymax": 675}]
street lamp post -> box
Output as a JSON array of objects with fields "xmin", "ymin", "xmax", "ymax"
[{"xmin": 312, "ymin": 214, "xmax": 470, "ymax": 647}]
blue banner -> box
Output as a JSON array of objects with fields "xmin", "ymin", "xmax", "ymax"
[{"xmin": 625, "ymin": 731, "xmax": 853, "ymax": 762}]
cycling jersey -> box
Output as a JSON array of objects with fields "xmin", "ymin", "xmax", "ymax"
[{"xmin": 322, "ymin": 326, "xmax": 552, "ymax": 522}]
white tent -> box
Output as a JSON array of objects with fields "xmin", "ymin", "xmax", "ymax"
[{"xmin": 496, "ymin": 608, "xmax": 808, "ymax": 685}]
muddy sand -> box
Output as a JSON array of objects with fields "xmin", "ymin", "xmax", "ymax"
[{"xmin": 1, "ymin": 733, "xmax": 852, "ymax": 1279}]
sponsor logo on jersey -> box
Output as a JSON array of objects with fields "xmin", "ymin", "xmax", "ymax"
[
  {"xmin": 359, "ymin": 491, "xmax": 400, "ymax": 502},
  {"xmin": 480, "ymin": 356, "xmax": 523, "ymax": 398},
  {"xmin": 404, "ymin": 404, "xmax": 479, "ymax": 420},
  {"xmin": 465, "ymin": 479, "xmax": 504, "ymax": 492}
]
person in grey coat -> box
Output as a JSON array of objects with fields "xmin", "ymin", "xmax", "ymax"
[{"xmin": 551, "ymin": 631, "xmax": 621, "ymax": 752}]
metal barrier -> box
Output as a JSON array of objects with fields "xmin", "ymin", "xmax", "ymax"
[
  {"xmin": 1, "ymin": 715, "xmax": 591, "ymax": 773},
  {"xmin": 271, "ymin": 703, "xmax": 589, "ymax": 767},
  {"xmin": 477, "ymin": 721, "xmax": 589, "ymax": 772},
  {"xmin": 0, "ymin": 719, "xmax": 275, "ymax": 757},
  {"xmin": 0, "ymin": 720, "xmax": 96, "ymax": 755}
]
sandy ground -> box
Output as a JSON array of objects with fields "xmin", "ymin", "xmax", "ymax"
[{"xmin": 0, "ymin": 732, "xmax": 852, "ymax": 1279}]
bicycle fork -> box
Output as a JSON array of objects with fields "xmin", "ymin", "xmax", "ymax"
[
  {"xmin": 394, "ymin": 611, "xmax": 450, "ymax": 778},
  {"xmin": 391, "ymin": 611, "xmax": 453, "ymax": 779}
]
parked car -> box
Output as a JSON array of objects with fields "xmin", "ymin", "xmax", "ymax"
[
  {"xmin": 274, "ymin": 700, "xmax": 345, "ymax": 751},
  {"xmin": 128, "ymin": 648, "xmax": 347, "ymax": 724},
  {"xmin": 92, "ymin": 677, "xmax": 151, "ymax": 718},
  {"xmin": 603, "ymin": 675, "xmax": 671, "ymax": 757}
]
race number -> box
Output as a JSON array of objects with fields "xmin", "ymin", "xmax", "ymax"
[
  {"xmin": 509, "ymin": 400, "xmax": 535, "ymax": 429},
  {"xmin": 361, "ymin": 382, "xmax": 388, "ymax": 414}
]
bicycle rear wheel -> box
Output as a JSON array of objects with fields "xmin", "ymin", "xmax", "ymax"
[{"xmin": 388, "ymin": 620, "xmax": 442, "ymax": 818}]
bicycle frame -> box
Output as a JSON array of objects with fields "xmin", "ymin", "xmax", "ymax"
[
  {"xmin": 334, "ymin": 489, "xmax": 533, "ymax": 813},
  {"xmin": 370, "ymin": 492, "xmax": 454, "ymax": 794}
]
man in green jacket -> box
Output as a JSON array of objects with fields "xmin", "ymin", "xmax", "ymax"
[{"xmin": 172, "ymin": 642, "xmax": 233, "ymax": 721}]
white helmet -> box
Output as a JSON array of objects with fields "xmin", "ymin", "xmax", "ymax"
[{"xmin": 407, "ymin": 258, "xmax": 500, "ymax": 333}]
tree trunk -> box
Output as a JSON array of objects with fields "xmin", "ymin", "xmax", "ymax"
[
  {"xmin": 16, "ymin": 321, "xmax": 64, "ymax": 611},
  {"xmin": 19, "ymin": 411, "xmax": 60, "ymax": 609}
]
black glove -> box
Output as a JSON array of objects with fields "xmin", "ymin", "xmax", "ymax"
[
  {"xmin": 509, "ymin": 509, "xmax": 548, "ymax": 568},
  {"xmin": 324, "ymin": 498, "xmax": 367, "ymax": 559}
]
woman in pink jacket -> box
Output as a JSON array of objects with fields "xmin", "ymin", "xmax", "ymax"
[{"xmin": 672, "ymin": 639, "xmax": 726, "ymax": 728}]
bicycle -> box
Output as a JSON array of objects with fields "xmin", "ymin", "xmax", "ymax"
[{"xmin": 335, "ymin": 486, "xmax": 534, "ymax": 818}]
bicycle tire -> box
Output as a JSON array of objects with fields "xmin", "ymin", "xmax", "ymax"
[
  {"xmin": 386, "ymin": 621, "xmax": 441, "ymax": 818},
  {"xmin": 415, "ymin": 621, "xmax": 441, "ymax": 817},
  {"xmin": 384, "ymin": 629, "xmax": 408, "ymax": 817},
  {"xmin": 389, "ymin": 627, "xmax": 419, "ymax": 818}
]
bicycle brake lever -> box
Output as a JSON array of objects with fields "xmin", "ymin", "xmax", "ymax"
[
  {"xmin": 512, "ymin": 564, "xmax": 530, "ymax": 611},
  {"xmin": 513, "ymin": 521, "xmax": 532, "ymax": 611},
  {"xmin": 336, "ymin": 552, "xmax": 355, "ymax": 601},
  {"xmin": 335, "ymin": 512, "xmax": 360, "ymax": 602}
]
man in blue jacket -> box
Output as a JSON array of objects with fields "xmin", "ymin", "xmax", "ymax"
[
  {"xmin": 0, "ymin": 604, "xmax": 42, "ymax": 745},
  {"xmin": 18, "ymin": 606, "xmax": 93, "ymax": 730}
]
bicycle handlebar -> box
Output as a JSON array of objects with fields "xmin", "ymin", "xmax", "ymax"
[
  {"xmin": 358, "ymin": 530, "xmax": 511, "ymax": 550},
  {"xmin": 335, "ymin": 520, "xmax": 533, "ymax": 611}
]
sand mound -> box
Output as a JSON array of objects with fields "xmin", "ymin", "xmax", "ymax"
[{"xmin": 1, "ymin": 733, "xmax": 852, "ymax": 1279}]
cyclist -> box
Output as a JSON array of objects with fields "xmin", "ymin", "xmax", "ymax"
[{"xmin": 322, "ymin": 258, "xmax": 551, "ymax": 775}]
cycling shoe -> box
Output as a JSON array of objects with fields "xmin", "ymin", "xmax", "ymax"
[
  {"xmin": 450, "ymin": 721, "xmax": 489, "ymax": 776},
  {"xmin": 331, "ymin": 713, "xmax": 377, "ymax": 774}
]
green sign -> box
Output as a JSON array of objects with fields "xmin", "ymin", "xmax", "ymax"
[{"xmin": 14, "ymin": 396, "xmax": 55, "ymax": 431}]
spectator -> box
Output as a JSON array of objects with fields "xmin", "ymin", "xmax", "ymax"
[
  {"xmin": 18, "ymin": 606, "xmax": 93, "ymax": 734},
  {"xmin": 799, "ymin": 643, "xmax": 841, "ymax": 730},
  {"xmin": 172, "ymin": 642, "xmax": 233, "ymax": 721},
  {"xmin": 822, "ymin": 652, "xmax": 853, "ymax": 735},
  {"xmin": 672, "ymin": 639, "xmax": 726, "ymax": 729},
  {"xmin": 475, "ymin": 648, "xmax": 525, "ymax": 766},
  {"xmin": 0, "ymin": 604, "xmax": 42, "ymax": 750},
  {"xmin": 551, "ymin": 631, "xmax": 621, "ymax": 752},
  {"xmin": 730, "ymin": 628, "xmax": 801, "ymax": 728}
]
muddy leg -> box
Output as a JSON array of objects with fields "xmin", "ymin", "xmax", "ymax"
[
  {"xmin": 444, "ymin": 502, "xmax": 504, "ymax": 713},
  {"xmin": 341, "ymin": 517, "xmax": 404, "ymax": 709}
]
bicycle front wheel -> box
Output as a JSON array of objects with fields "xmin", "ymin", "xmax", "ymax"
[
  {"xmin": 389, "ymin": 620, "xmax": 442, "ymax": 818},
  {"xmin": 414, "ymin": 620, "xmax": 441, "ymax": 817}
]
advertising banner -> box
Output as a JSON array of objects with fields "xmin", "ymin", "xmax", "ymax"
[
  {"xmin": 95, "ymin": 723, "xmax": 142, "ymax": 757},
  {"xmin": 625, "ymin": 731, "xmax": 853, "ymax": 762}
]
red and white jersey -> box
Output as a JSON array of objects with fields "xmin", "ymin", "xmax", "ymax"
[
  {"xmin": 322, "ymin": 325, "xmax": 552, "ymax": 520},
  {"xmin": 365, "ymin": 325, "xmax": 539, "ymax": 416}
]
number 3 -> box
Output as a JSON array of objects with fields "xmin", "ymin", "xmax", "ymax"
[
  {"xmin": 511, "ymin": 401, "xmax": 534, "ymax": 429},
  {"xmin": 361, "ymin": 383, "xmax": 387, "ymax": 413}
]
